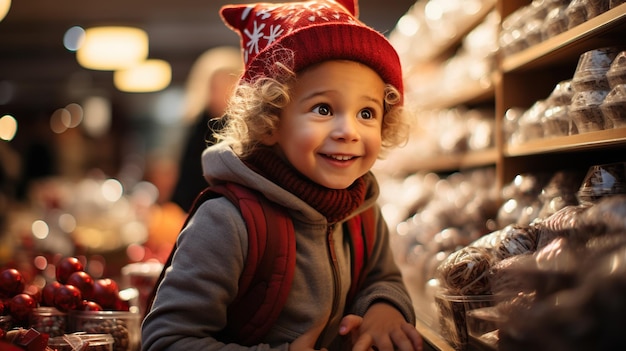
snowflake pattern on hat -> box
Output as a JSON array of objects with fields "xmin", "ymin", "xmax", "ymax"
[{"xmin": 226, "ymin": 1, "xmax": 358, "ymax": 65}]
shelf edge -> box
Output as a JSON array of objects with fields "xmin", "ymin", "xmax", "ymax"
[{"xmin": 504, "ymin": 127, "xmax": 626, "ymax": 156}]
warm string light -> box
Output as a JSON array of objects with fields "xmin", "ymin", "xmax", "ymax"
[
  {"xmin": 72, "ymin": 26, "xmax": 171, "ymax": 92},
  {"xmin": 114, "ymin": 59, "xmax": 172, "ymax": 93},
  {"xmin": 0, "ymin": 0, "xmax": 10, "ymax": 22},
  {"xmin": 76, "ymin": 26, "xmax": 149, "ymax": 70}
]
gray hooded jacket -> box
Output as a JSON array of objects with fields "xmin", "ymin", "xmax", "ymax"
[{"xmin": 141, "ymin": 142, "xmax": 415, "ymax": 351}]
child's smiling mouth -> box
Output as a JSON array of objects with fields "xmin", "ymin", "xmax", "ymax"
[{"xmin": 324, "ymin": 154, "xmax": 356, "ymax": 161}]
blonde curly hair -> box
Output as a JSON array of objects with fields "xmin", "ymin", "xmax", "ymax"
[{"xmin": 214, "ymin": 61, "xmax": 409, "ymax": 158}]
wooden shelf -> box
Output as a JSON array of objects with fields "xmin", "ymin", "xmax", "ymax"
[
  {"xmin": 501, "ymin": 3, "xmax": 626, "ymax": 72},
  {"xmin": 415, "ymin": 317, "xmax": 456, "ymax": 351},
  {"xmin": 504, "ymin": 127, "xmax": 626, "ymax": 156},
  {"xmin": 415, "ymin": 79, "xmax": 495, "ymax": 110},
  {"xmin": 413, "ymin": 148, "xmax": 498, "ymax": 173}
]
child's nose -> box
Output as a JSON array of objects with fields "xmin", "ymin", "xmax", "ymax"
[{"xmin": 331, "ymin": 115, "xmax": 360, "ymax": 142}]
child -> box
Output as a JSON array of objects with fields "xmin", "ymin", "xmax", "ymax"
[{"xmin": 141, "ymin": 0, "xmax": 423, "ymax": 350}]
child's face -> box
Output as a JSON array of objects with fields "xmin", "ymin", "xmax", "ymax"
[{"xmin": 266, "ymin": 60, "xmax": 385, "ymax": 189}]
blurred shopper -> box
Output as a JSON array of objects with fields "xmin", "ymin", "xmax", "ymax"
[
  {"xmin": 170, "ymin": 46, "xmax": 243, "ymax": 212},
  {"xmin": 142, "ymin": 47, "xmax": 243, "ymax": 262}
]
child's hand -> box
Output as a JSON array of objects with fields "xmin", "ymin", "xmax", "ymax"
[{"xmin": 338, "ymin": 303, "xmax": 423, "ymax": 351}]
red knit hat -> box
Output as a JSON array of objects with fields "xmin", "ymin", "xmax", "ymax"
[{"xmin": 219, "ymin": 0, "xmax": 403, "ymax": 98}]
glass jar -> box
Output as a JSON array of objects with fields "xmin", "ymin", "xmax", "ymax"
[
  {"xmin": 48, "ymin": 333, "xmax": 115, "ymax": 351},
  {"xmin": 69, "ymin": 311, "xmax": 141, "ymax": 351},
  {"xmin": 29, "ymin": 307, "xmax": 67, "ymax": 337},
  {"xmin": 0, "ymin": 314, "xmax": 12, "ymax": 336}
]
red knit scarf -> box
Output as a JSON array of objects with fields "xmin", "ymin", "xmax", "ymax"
[{"xmin": 243, "ymin": 147, "xmax": 367, "ymax": 223}]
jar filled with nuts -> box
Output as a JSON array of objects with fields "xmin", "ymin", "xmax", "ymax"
[
  {"xmin": 30, "ymin": 307, "xmax": 68, "ymax": 337},
  {"xmin": 69, "ymin": 311, "xmax": 140, "ymax": 351}
]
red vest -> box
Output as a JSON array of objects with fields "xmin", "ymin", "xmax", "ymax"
[{"xmin": 147, "ymin": 182, "xmax": 375, "ymax": 345}]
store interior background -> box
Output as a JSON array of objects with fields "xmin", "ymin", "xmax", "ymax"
[
  {"xmin": 0, "ymin": 0, "xmax": 415, "ymax": 192},
  {"xmin": 2, "ymin": 0, "xmax": 626, "ymax": 349},
  {"xmin": 0, "ymin": 0, "xmax": 416, "ymax": 285}
]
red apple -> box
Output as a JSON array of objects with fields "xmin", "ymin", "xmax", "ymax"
[
  {"xmin": 53, "ymin": 284, "xmax": 82, "ymax": 312},
  {"xmin": 80, "ymin": 300, "xmax": 103, "ymax": 311},
  {"xmin": 42, "ymin": 281, "xmax": 62, "ymax": 307},
  {"xmin": 66, "ymin": 271, "xmax": 94, "ymax": 300},
  {"xmin": 0, "ymin": 269, "xmax": 25, "ymax": 298},
  {"xmin": 9, "ymin": 293, "xmax": 37, "ymax": 322},
  {"xmin": 55, "ymin": 257, "xmax": 84, "ymax": 284},
  {"xmin": 92, "ymin": 278, "xmax": 119, "ymax": 309}
]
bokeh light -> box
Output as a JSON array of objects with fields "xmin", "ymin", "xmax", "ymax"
[
  {"xmin": 33, "ymin": 256, "xmax": 48, "ymax": 271},
  {"xmin": 32, "ymin": 220, "xmax": 50, "ymax": 240},
  {"xmin": 77, "ymin": 26, "xmax": 148, "ymax": 70},
  {"xmin": 50, "ymin": 108, "xmax": 72, "ymax": 134},
  {"xmin": 82, "ymin": 96, "xmax": 111, "ymax": 137},
  {"xmin": 58, "ymin": 213, "xmax": 77, "ymax": 233},
  {"xmin": 63, "ymin": 26, "xmax": 85, "ymax": 51},
  {"xmin": 0, "ymin": 114, "xmax": 17, "ymax": 141},
  {"xmin": 114, "ymin": 59, "xmax": 172, "ymax": 92},
  {"xmin": 102, "ymin": 178, "xmax": 124, "ymax": 202},
  {"xmin": 0, "ymin": 0, "xmax": 10, "ymax": 22},
  {"xmin": 65, "ymin": 103, "xmax": 84, "ymax": 127}
]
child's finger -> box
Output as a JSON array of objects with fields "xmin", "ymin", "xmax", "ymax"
[
  {"xmin": 351, "ymin": 333, "xmax": 375, "ymax": 351},
  {"xmin": 400, "ymin": 323, "xmax": 423, "ymax": 351},
  {"xmin": 338, "ymin": 314, "xmax": 363, "ymax": 335}
]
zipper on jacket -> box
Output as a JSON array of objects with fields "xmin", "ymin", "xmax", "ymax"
[{"xmin": 316, "ymin": 224, "xmax": 341, "ymax": 349}]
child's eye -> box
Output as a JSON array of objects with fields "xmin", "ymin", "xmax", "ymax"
[
  {"xmin": 312, "ymin": 103, "xmax": 332, "ymax": 116},
  {"xmin": 359, "ymin": 109, "xmax": 374, "ymax": 120}
]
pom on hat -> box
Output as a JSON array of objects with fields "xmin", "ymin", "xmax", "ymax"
[{"xmin": 220, "ymin": 0, "xmax": 403, "ymax": 97}]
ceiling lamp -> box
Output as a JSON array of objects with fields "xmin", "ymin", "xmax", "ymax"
[
  {"xmin": 0, "ymin": 0, "xmax": 10, "ymax": 22},
  {"xmin": 114, "ymin": 59, "xmax": 171, "ymax": 93},
  {"xmin": 77, "ymin": 26, "xmax": 148, "ymax": 70}
]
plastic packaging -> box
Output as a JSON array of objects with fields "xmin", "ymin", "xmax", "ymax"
[
  {"xmin": 542, "ymin": 105, "xmax": 572, "ymax": 136},
  {"xmin": 610, "ymin": 0, "xmax": 626, "ymax": 8},
  {"xmin": 436, "ymin": 246, "xmax": 495, "ymax": 295},
  {"xmin": 542, "ymin": 5, "xmax": 570, "ymax": 40},
  {"xmin": 47, "ymin": 333, "xmax": 114, "ymax": 351},
  {"xmin": 585, "ymin": 0, "xmax": 610, "ymax": 18},
  {"xmin": 581, "ymin": 195, "xmax": 626, "ymax": 233},
  {"xmin": 465, "ymin": 306, "xmax": 502, "ymax": 350},
  {"xmin": 517, "ymin": 100, "xmax": 547, "ymax": 141},
  {"xmin": 606, "ymin": 50, "xmax": 626, "ymax": 89},
  {"xmin": 577, "ymin": 162, "xmax": 626, "ymax": 205},
  {"xmin": 121, "ymin": 262, "xmax": 163, "ymax": 316},
  {"xmin": 572, "ymin": 47, "xmax": 620, "ymax": 91},
  {"xmin": 570, "ymin": 90, "xmax": 609, "ymax": 132},
  {"xmin": 600, "ymin": 84, "xmax": 626, "ymax": 128},
  {"xmin": 547, "ymin": 79, "xmax": 575, "ymax": 105},
  {"xmin": 435, "ymin": 292, "xmax": 496, "ymax": 350},
  {"xmin": 566, "ymin": 0, "xmax": 588, "ymax": 29}
]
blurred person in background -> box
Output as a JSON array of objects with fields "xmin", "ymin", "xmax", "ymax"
[
  {"xmin": 143, "ymin": 47, "xmax": 243, "ymax": 262},
  {"xmin": 170, "ymin": 46, "xmax": 243, "ymax": 213}
]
